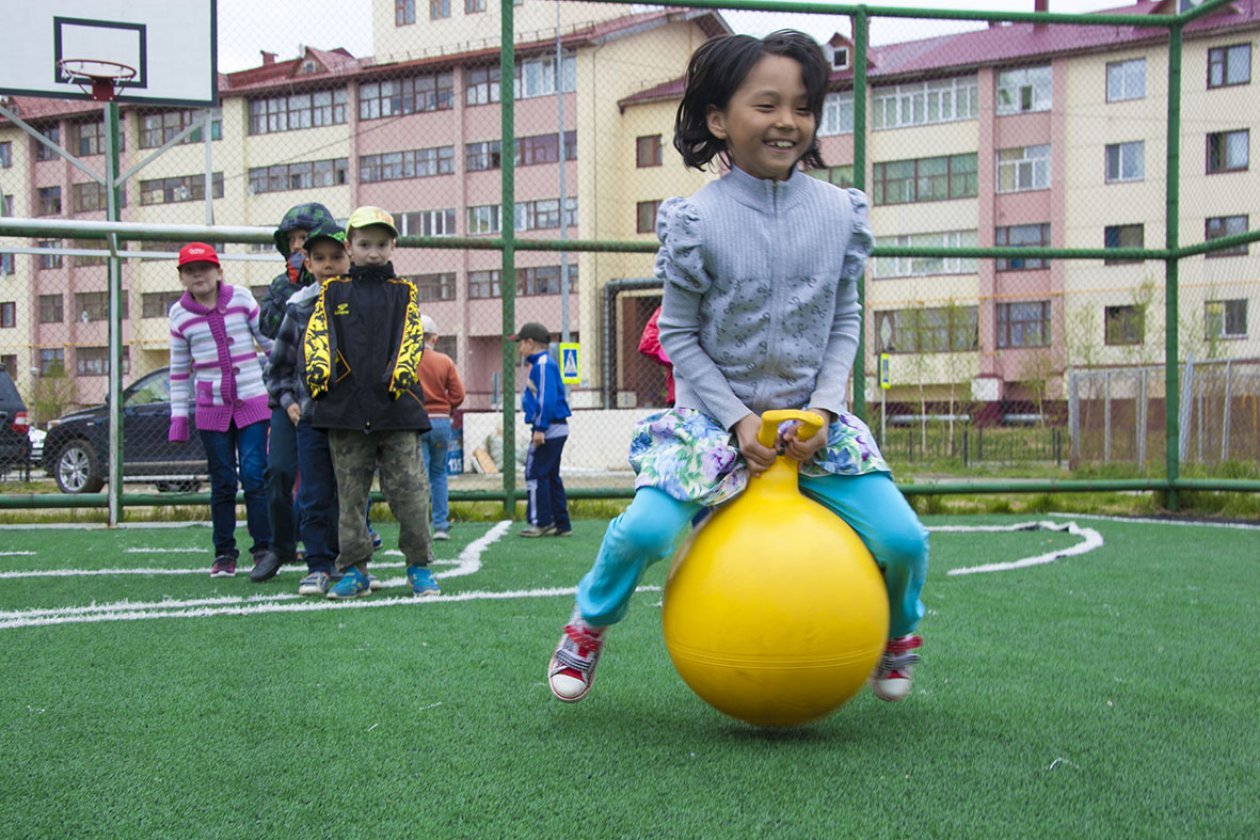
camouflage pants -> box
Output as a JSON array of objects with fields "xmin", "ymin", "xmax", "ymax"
[{"xmin": 327, "ymin": 429, "xmax": 432, "ymax": 572}]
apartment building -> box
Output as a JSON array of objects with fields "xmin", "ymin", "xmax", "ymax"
[{"xmin": 0, "ymin": 0, "xmax": 1255, "ymax": 421}]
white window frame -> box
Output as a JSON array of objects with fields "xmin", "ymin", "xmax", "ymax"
[
  {"xmin": 1105, "ymin": 141, "xmax": 1145, "ymax": 183},
  {"xmin": 872, "ymin": 75, "xmax": 978, "ymax": 130},
  {"xmin": 1106, "ymin": 58, "xmax": 1146, "ymax": 102},
  {"xmin": 513, "ymin": 53, "xmax": 576, "ymax": 100},
  {"xmin": 1205, "ymin": 299, "xmax": 1248, "ymax": 339},
  {"xmin": 875, "ymin": 230, "xmax": 979, "ymax": 279},
  {"xmin": 996, "ymin": 66, "xmax": 1052, "ymax": 115},
  {"xmin": 466, "ymin": 204, "xmax": 502, "ymax": 235},
  {"xmin": 818, "ymin": 91, "xmax": 854, "ymax": 137},
  {"xmin": 996, "ymin": 145, "xmax": 1051, "ymax": 193}
]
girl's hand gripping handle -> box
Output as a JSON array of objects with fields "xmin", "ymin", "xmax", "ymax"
[{"xmin": 757, "ymin": 409, "xmax": 826, "ymax": 449}]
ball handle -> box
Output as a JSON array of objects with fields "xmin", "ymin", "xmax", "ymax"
[{"xmin": 757, "ymin": 409, "xmax": 827, "ymax": 449}]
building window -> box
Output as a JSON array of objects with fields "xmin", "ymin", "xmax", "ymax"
[
  {"xmin": 1206, "ymin": 299, "xmax": 1247, "ymax": 339},
  {"xmin": 396, "ymin": 0, "xmax": 415, "ymax": 25},
  {"xmin": 0, "ymin": 302, "xmax": 15, "ymax": 329},
  {"xmin": 412, "ymin": 272, "xmax": 456, "ymax": 302},
  {"xmin": 872, "ymin": 153, "xmax": 978, "ymax": 205},
  {"xmin": 636, "ymin": 135, "xmax": 662, "ymax": 168},
  {"xmin": 142, "ymin": 291, "xmax": 184, "ymax": 319},
  {"xmin": 819, "ymin": 91, "xmax": 855, "ymax": 136},
  {"xmin": 517, "ymin": 131, "xmax": 577, "ymax": 166},
  {"xmin": 465, "ymin": 66, "xmax": 501, "ymax": 106},
  {"xmin": 996, "ymin": 66, "xmax": 1052, "ymax": 114},
  {"xmin": 73, "ymin": 182, "xmax": 126, "ymax": 213},
  {"xmin": 805, "ymin": 165, "xmax": 856, "ymax": 187},
  {"xmin": 0, "ymin": 141, "xmax": 10, "ymax": 168},
  {"xmin": 1105, "ymin": 305, "xmax": 1145, "ymax": 345},
  {"xmin": 469, "ymin": 269, "xmax": 501, "ymax": 299},
  {"xmin": 72, "ymin": 239, "xmax": 107, "ymax": 268},
  {"xmin": 38, "ymin": 348, "xmax": 65, "ymax": 374},
  {"xmin": 430, "ymin": 0, "xmax": 450, "ymax": 20},
  {"xmin": 637, "ymin": 200, "xmax": 661, "ymax": 234},
  {"xmin": 1106, "ymin": 58, "xmax": 1146, "ymax": 102},
  {"xmin": 466, "ymin": 0, "xmax": 486, "ymax": 11},
  {"xmin": 872, "ymin": 76, "xmax": 978, "ymax": 130},
  {"xmin": 37, "ymin": 240, "xmax": 63, "ymax": 270},
  {"xmin": 875, "ymin": 230, "xmax": 979, "ymax": 279},
  {"xmin": 996, "ymin": 223, "xmax": 1051, "ymax": 271},
  {"xmin": 248, "ymin": 160, "xmax": 347, "ymax": 194},
  {"xmin": 0, "ymin": 254, "xmax": 12, "ymax": 276},
  {"xmin": 1104, "ymin": 224, "xmax": 1144, "ymax": 264},
  {"xmin": 997, "ymin": 301, "xmax": 1051, "ymax": 348},
  {"xmin": 1208, "ymin": 43, "xmax": 1251, "ymax": 89},
  {"xmin": 359, "ymin": 74, "xmax": 454, "ymax": 120},
  {"xmin": 1, "ymin": 355, "xmax": 15, "ymax": 377},
  {"xmin": 1205, "ymin": 214, "xmax": 1249, "ymax": 256},
  {"xmin": 358, "ymin": 147, "xmax": 454, "ymax": 183},
  {"xmin": 832, "ymin": 46, "xmax": 849, "ymax": 69},
  {"xmin": 515, "ymin": 198, "xmax": 576, "ymax": 232},
  {"xmin": 1105, "ymin": 141, "xmax": 1144, "ymax": 182},
  {"xmin": 466, "ymin": 205, "xmax": 502, "ymax": 236},
  {"xmin": 33, "ymin": 126, "xmax": 60, "ymax": 161},
  {"xmin": 466, "ymin": 140, "xmax": 502, "ymax": 171},
  {"xmin": 39, "ymin": 294, "xmax": 64, "ymax": 324},
  {"xmin": 0, "ymin": 194, "xmax": 10, "ymax": 216},
  {"xmin": 514, "ymin": 53, "xmax": 577, "ymax": 100},
  {"xmin": 1207, "ymin": 129, "xmax": 1248, "ymax": 173},
  {"xmin": 72, "ymin": 121, "xmax": 120, "ymax": 156},
  {"xmin": 140, "ymin": 110, "xmax": 221, "ymax": 148},
  {"xmin": 37, "ymin": 187, "xmax": 62, "ymax": 216},
  {"xmin": 517, "ymin": 264, "xmax": 577, "ymax": 297},
  {"xmin": 76, "ymin": 346, "xmax": 129, "ymax": 377},
  {"xmin": 997, "ymin": 144, "xmax": 1051, "ymax": 193},
  {"xmin": 75, "ymin": 291, "xmax": 128, "ymax": 322},
  {"xmin": 394, "ymin": 208, "xmax": 457, "ymax": 238},
  {"xmin": 874, "ymin": 306, "xmax": 979, "ymax": 354},
  {"xmin": 248, "ymin": 90, "xmax": 348, "ymax": 134},
  {"xmin": 140, "ymin": 173, "xmax": 224, "ymax": 205}
]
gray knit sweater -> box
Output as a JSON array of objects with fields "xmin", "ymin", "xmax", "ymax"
[{"xmin": 655, "ymin": 165, "xmax": 874, "ymax": 430}]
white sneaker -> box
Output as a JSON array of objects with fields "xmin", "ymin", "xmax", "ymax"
[
  {"xmin": 433, "ymin": 530, "xmax": 450, "ymax": 541},
  {"xmin": 548, "ymin": 614, "xmax": 606, "ymax": 702},
  {"xmin": 870, "ymin": 634, "xmax": 922, "ymax": 702}
]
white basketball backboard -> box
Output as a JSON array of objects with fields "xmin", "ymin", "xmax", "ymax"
[{"xmin": 3, "ymin": 0, "xmax": 216, "ymax": 106}]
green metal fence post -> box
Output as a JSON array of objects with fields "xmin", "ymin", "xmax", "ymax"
[
  {"xmin": 500, "ymin": 0, "xmax": 517, "ymax": 518},
  {"xmin": 106, "ymin": 101, "xmax": 124, "ymax": 526},
  {"xmin": 852, "ymin": 6, "xmax": 869, "ymax": 420},
  {"xmin": 1164, "ymin": 22, "xmax": 1183, "ymax": 510}
]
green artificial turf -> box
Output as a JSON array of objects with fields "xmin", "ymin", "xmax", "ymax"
[{"xmin": 0, "ymin": 515, "xmax": 1256, "ymax": 837}]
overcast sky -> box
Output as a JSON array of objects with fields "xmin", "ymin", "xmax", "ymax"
[{"xmin": 216, "ymin": 0, "xmax": 1146, "ymax": 72}]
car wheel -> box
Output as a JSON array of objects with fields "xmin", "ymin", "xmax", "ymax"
[{"xmin": 55, "ymin": 439, "xmax": 105, "ymax": 494}]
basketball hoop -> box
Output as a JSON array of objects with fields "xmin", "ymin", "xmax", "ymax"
[{"xmin": 57, "ymin": 59, "xmax": 137, "ymax": 102}]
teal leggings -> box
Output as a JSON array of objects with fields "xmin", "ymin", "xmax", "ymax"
[{"xmin": 575, "ymin": 472, "xmax": 928, "ymax": 637}]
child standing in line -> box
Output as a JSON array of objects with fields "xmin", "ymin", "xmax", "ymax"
[
  {"xmin": 511, "ymin": 322, "xmax": 572, "ymax": 538},
  {"xmin": 417, "ymin": 314, "xmax": 465, "ymax": 542},
  {"xmin": 254, "ymin": 202, "xmax": 340, "ymax": 582},
  {"xmin": 168, "ymin": 242, "xmax": 275, "ymax": 578},
  {"xmin": 546, "ymin": 31, "xmax": 928, "ymax": 705},
  {"xmin": 264, "ymin": 222, "xmax": 350, "ymax": 596},
  {"xmin": 303, "ymin": 206, "xmax": 439, "ymax": 600}
]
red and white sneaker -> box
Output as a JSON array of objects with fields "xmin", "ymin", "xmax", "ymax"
[
  {"xmin": 548, "ymin": 614, "xmax": 607, "ymax": 703},
  {"xmin": 870, "ymin": 634, "xmax": 922, "ymax": 702}
]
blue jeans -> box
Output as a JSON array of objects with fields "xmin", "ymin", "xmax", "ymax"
[
  {"xmin": 265, "ymin": 407, "xmax": 300, "ymax": 562},
  {"xmin": 199, "ymin": 419, "xmax": 271, "ymax": 559},
  {"xmin": 525, "ymin": 433, "xmax": 570, "ymax": 531},
  {"xmin": 420, "ymin": 418, "xmax": 453, "ymax": 532},
  {"xmin": 295, "ymin": 420, "xmax": 338, "ymax": 575},
  {"xmin": 576, "ymin": 473, "xmax": 928, "ymax": 637}
]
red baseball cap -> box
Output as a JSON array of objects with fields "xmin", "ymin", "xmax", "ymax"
[{"xmin": 177, "ymin": 242, "xmax": 220, "ymax": 268}]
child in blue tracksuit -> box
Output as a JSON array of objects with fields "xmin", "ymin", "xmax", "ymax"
[{"xmin": 512, "ymin": 322, "xmax": 572, "ymax": 537}]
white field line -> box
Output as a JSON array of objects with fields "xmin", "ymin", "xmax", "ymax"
[
  {"xmin": 946, "ymin": 521, "xmax": 1104, "ymax": 576},
  {"xmin": 1046, "ymin": 512, "xmax": 1260, "ymax": 531},
  {"xmin": 0, "ymin": 552, "xmax": 37, "ymax": 557}
]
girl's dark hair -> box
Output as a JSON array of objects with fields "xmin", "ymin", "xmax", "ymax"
[{"xmin": 673, "ymin": 29, "xmax": 831, "ymax": 173}]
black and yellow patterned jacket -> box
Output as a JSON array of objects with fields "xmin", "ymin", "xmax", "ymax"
[{"xmin": 302, "ymin": 262, "xmax": 431, "ymax": 433}]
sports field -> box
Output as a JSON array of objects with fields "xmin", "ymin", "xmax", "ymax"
[{"xmin": 1, "ymin": 513, "xmax": 1256, "ymax": 837}]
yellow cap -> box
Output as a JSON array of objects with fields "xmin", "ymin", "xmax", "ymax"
[{"xmin": 346, "ymin": 206, "xmax": 398, "ymax": 237}]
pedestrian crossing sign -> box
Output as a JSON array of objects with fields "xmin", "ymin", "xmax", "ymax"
[{"xmin": 559, "ymin": 343, "xmax": 580, "ymax": 384}]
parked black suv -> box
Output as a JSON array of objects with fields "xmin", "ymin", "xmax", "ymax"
[
  {"xmin": 0, "ymin": 371, "xmax": 32, "ymax": 474},
  {"xmin": 41, "ymin": 367, "xmax": 207, "ymax": 493}
]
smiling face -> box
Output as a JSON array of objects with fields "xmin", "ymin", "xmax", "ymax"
[
  {"xmin": 347, "ymin": 225, "xmax": 395, "ymax": 266},
  {"xmin": 177, "ymin": 262, "xmax": 223, "ymax": 306},
  {"xmin": 705, "ymin": 54, "xmax": 816, "ymax": 182},
  {"xmin": 304, "ymin": 238, "xmax": 350, "ymax": 282}
]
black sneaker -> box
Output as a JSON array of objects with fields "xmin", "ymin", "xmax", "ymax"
[
  {"xmin": 249, "ymin": 550, "xmax": 284, "ymax": 583},
  {"xmin": 210, "ymin": 555, "xmax": 237, "ymax": 578}
]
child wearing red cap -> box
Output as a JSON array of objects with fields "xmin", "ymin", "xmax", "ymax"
[{"xmin": 168, "ymin": 242, "xmax": 276, "ymax": 578}]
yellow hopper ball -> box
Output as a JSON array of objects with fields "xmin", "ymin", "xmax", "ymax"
[{"xmin": 662, "ymin": 410, "xmax": 889, "ymax": 727}]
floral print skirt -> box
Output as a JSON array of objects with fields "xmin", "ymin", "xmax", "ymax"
[{"xmin": 629, "ymin": 408, "xmax": 889, "ymax": 507}]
